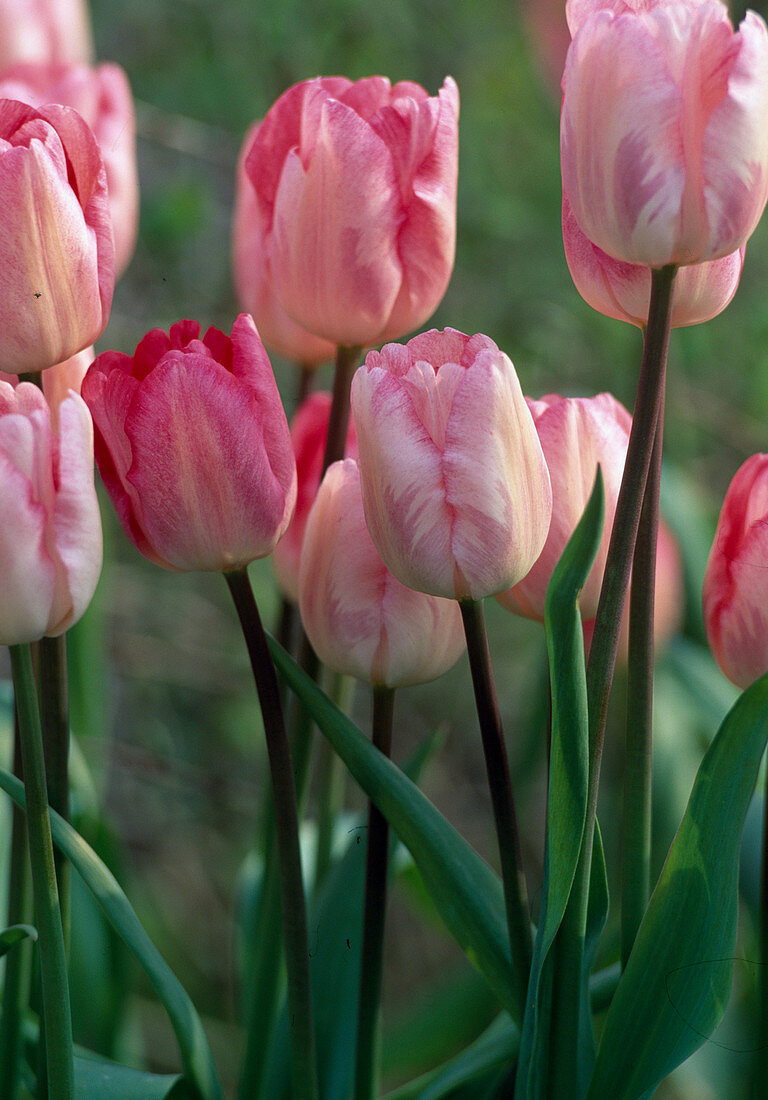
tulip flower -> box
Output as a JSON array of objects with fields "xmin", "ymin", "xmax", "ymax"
[
  {"xmin": 81, "ymin": 314, "xmax": 297, "ymax": 573},
  {"xmin": 1, "ymin": 346, "xmax": 93, "ymax": 429},
  {"xmin": 0, "ymin": 99, "xmax": 114, "ymax": 373},
  {"xmin": 299, "ymin": 459, "xmax": 465, "ymax": 687},
  {"xmin": 0, "ymin": 62, "xmax": 139, "ymax": 276},
  {"xmin": 272, "ymin": 391, "xmax": 358, "ymax": 603},
  {"xmin": 703, "ymin": 454, "xmax": 768, "ymax": 689},
  {"xmin": 0, "ymin": 379, "xmax": 101, "ymax": 644},
  {"xmin": 243, "ymin": 76, "xmax": 459, "ymax": 347},
  {"xmin": 561, "ymin": 0, "xmax": 768, "ymax": 267},
  {"xmin": 351, "ymin": 328, "xmax": 552, "ymax": 601},
  {"xmin": 0, "ymin": 0, "xmax": 92, "ymax": 71}
]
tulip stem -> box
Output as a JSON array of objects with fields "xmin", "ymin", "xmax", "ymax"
[
  {"xmin": 760, "ymin": 758, "xmax": 768, "ymax": 1084},
  {"xmin": 9, "ymin": 643, "xmax": 73, "ymax": 1100},
  {"xmin": 459, "ymin": 598, "xmax": 532, "ymax": 1019},
  {"xmin": 224, "ymin": 568, "xmax": 318, "ymax": 1100},
  {"xmin": 321, "ymin": 344, "xmax": 361, "ymax": 475},
  {"xmin": 39, "ymin": 635, "xmax": 71, "ymax": 947}
]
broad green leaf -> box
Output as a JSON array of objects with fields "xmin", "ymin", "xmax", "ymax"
[
  {"xmin": 267, "ymin": 637, "xmax": 518, "ymax": 1018},
  {"xmin": 0, "ymin": 767, "xmax": 223, "ymax": 1100},
  {"xmin": 588, "ymin": 673, "xmax": 768, "ymax": 1098},
  {"xmin": 75, "ymin": 1052, "xmax": 186, "ymax": 1098},
  {"xmin": 0, "ymin": 924, "xmax": 36, "ymax": 957},
  {"xmin": 515, "ymin": 471, "xmax": 604, "ymax": 1099}
]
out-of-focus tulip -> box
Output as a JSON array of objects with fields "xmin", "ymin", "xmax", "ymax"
[
  {"xmin": 562, "ymin": 193, "xmax": 745, "ymax": 327},
  {"xmin": 243, "ymin": 76, "xmax": 459, "ymax": 348},
  {"xmin": 233, "ymin": 122, "xmax": 335, "ymax": 365},
  {"xmin": 0, "ymin": 99, "xmax": 114, "ymax": 373},
  {"xmin": 1, "ymin": 346, "xmax": 93, "ymax": 430},
  {"xmin": 351, "ymin": 328, "xmax": 552, "ymax": 601},
  {"xmin": 497, "ymin": 392, "xmax": 631, "ymax": 621},
  {"xmin": 703, "ymin": 453, "xmax": 768, "ymax": 688},
  {"xmin": 0, "ymin": 62, "xmax": 139, "ymax": 276},
  {"xmin": 81, "ymin": 314, "xmax": 297, "ymax": 573},
  {"xmin": 521, "ymin": 0, "xmax": 571, "ymax": 96},
  {"xmin": 299, "ymin": 458, "xmax": 465, "ymax": 687},
  {"xmin": 0, "ymin": 0, "xmax": 92, "ymax": 71},
  {"xmin": 272, "ymin": 391, "xmax": 358, "ymax": 602},
  {"xmin": 561, "ymin": 0, "xmax": 768, "ymax": 267},
  {"xmin": 0, "ymin": 379, "xmax": 101, "ymax": 644}
]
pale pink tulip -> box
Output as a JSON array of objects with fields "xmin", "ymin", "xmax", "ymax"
[
  {"xmin": 0, "ymin": 0, "xmax": 92, "ymax": 70},
  {"xmin": 1, "ymin": 346, "xmax": 93, "ymax": 431},
  {"xmin": 0, "ymin": 379, "xmax": 101, "ymax": 644},
  {"xmin": 561, "ymin": 0, "xmax": 768, "ymax": 266},
  {"xmin": 81, "ymin": 315, "xmax": 296, "ymax": 573},
  {"xmin": 299, "ymin": 459, "xmax": 465, "ymax": 687},
  {"xmin": 0, "ymin": 99, "xmax": 114, "ymax": 373},
  {"xmin": 272, "ymin": 391, "xmax": 358, "ymax": 602},
  {"xmin": 351, "ymin": 329, "xmax": 552, "ymax": 601},
  {"xmin": 703, "ymin": 454, "xmax": 768, "ymax": 688},
  {"xmin": 244, "ymin": 76, "xmax": 459, "ymax": 347}
]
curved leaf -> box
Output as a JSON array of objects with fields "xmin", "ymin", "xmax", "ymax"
[
  {"xmin": 75, "ymin": 1052, "xmax": 186, "ymax": 1098},
  {"xmin": 0, "ymin": 924, "xmax": 37, "ymax": 958}
]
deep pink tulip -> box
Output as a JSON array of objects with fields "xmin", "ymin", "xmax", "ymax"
[
  {"xmin": 299, "ymin": 459, "xmax": 465, "ymax": 687},
  {"xmin": 233, "ymin": 122, "xmax": 335, "ymax": 365},
  {"xmin": 244, "ymin": 76, "xmax": 459, "ymax": 347},
  {"xmin": 0, "ymin": 379, "xmax": 101, "ymax": 644},
  {"xmin": 0, "ymin": 62, "xmax": 139, "ymax": 276},
  {"xmin": 562, "ymin": 192, "xmax": 745, "ymax": 327},
  {"xmin": 0, "ymin": 0, "xmax": 92, "ymax": 70},
  {"xmin": 0, "ymin": 99, "xmax": 114, "ymax": 373},
  {"xmin": 703, "ymin": 454, "xmax": 768, "ymax": 688},
  {"xmin": 497, "ymin": 392, "xmax": 631, "ymax": 621},
  {"xmin": 561, "ymin": 0, "xmax": 768, "ymax": 267},
  {"xmin": 351, "ymin": 329, "xmax": 552, "ymax": 601},
  {"xmin": 81, "ymin": 315, "xmax": 297, "ymax": 573},
  {"xmin": 272, "ymin": 391, "xmax": 358, "ymax": 602}
]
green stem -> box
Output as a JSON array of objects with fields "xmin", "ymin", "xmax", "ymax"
[
  {"xmin": 459, "ymin": 599, "xmax": 532, "ymax": 1020},
  {"xmin": 38, "ymin": 636, "xmax": 70, "ymax": 947},
  {"xmin": 224, "ymin": 569, "xmax": 318, "ymax": 1100},
  {"xmin": 9, "ymin": 644, "xmax": 73, "ymax": 1100},
  {"xmin": 354, "ymin": 685, "xmax": 396, "ymax": 1100},
  {"xmin": 321, "ymin": 344, "xmax": 361, "ymax": 475},
  {"xmin": 760, "ymin": 755, "xmax": 768, "ymax": 1085}
]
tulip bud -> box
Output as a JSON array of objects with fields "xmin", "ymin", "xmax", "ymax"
[
  {"xmin": 561, "ymin": 0, "xmax": 768, "ymax": 267},
  {"xmin": 351, "ymin": 328, "xmax": 552, "ymax": 601},
  {"xmin": 81, "ymin": 314, "xmax": 297, "ymax": 573},
  {"xmin": 0, "ymin": 0, "xmax": 93, "ymax": 70},
  {"xmin": 0, "ymin": 99, "xmax": 114, "ymax": 373},
  {"xmin": 703, "ymin": 454, "xmax": 768, "ymax": 688},
  {"xmin": 299, "ymin": 459, "xmax": 465, "ymax": 687},
  {"xmin": 272, "ymin": 391, "xmax": 358, "ymax": 603},
  {"xmin": 243, "ymin": 76, "xmax": 459, "ymax": 347},
  {"xmin": 1, "ymin": 346, "xmax": 93, "ymax": 432},
  {"xmin": 0, "ymin": 380, "xmax": 102, "ymax": 644}
]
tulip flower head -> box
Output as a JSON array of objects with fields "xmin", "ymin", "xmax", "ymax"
[
  {"xmin": 243, "ymin": 75, "xmax": 459, "ymax": 347},
  {"xmin": 0, "ymin": 0, "xmax": 93, "ymax": 71},
  {"xmin": 0, "ymin": 380, "xmax": 102, "ymax": 644},
  {"xmin": 351, "ymin": 328, "xmax": 552, "ymax": 601},
  {"xmin": 82, "ymin": 315, "xmax": 297, "ymax": 573}
]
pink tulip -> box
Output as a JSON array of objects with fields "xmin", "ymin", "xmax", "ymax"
[
  {"xmin": 562, "ymin": 192, "xmax": 745, "ymax": 327},
  {"xmin": 0, "ymin": 0, "xmax": 92, "ymax": 71},
  {"xmin": 299, "ymin": 458, "xmax": 465, "ymax": 687},
  {"xmin": 0, "ymin": 379, "xmax": 101, "ymax": 644},
  {"xmin": 0, "ymin": 62, "xmax": 139, "ymax": 276},
  {"xmin": 561, "ymin": 0, "xmax": 768, "ymax": 267},
  {"xmin": 351, "ymin": 329, "xmax": 552, "ymax": 601},
  {"xmin": 1, "ymin": 345, "xmax": 93, "ymax": 431},
  {"xmin": 232, "ymin": 122, "xmax": 335, "ymax": 365},
  {"xmin": 0, "ymin": 99, "xmax": 114, "ymax": 373},
  {"xmin": 243, "ymin": 76, "xmax": 459, "ymax": 347},
  {"xmin": 81, "ymin": 314, "xmax": 297, "ymax": 573},
  {"xmin": 272, "ymin": 391, "xmax": 358, "ymax": 603},
  {"xmin": 703, "ymin": 453, "xmax": 768, "ymax": 688}
]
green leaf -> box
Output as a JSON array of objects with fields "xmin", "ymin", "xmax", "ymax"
[
  {"xmin": 267, "ymin": 637, "xmax": 517, "ymax": 1018},
  {"xmin": 74, "ymin": 1051, "xmax": 187, "ymax": 1098},
  {"xmin": 515, "ymin": 470, "xmax": 604, "ymax": 1099},
  {"xmin": 0, "ymin": 767, "xmax": 223, "ymax": 1100},
  {"xmin": 588, "ymin": 673, "xmax": 768, "ymax": 1098},
  {"xmin": 0, "ymin": 924, "xmax": 36, "ymax": 957}
]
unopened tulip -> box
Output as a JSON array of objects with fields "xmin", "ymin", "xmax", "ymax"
[
  {"xmin": 0, "ymin": 380, "xmax": 101, "ymax": 644},
  {"xmin": 561, "ymin": 0, "xmax": 768, "ymax": 267},
  {"xmin": 0, "ymin": 99, "xmax": 114, "ymax": 373},
  {"xmin": 703, "ymin": 454, "xmax": 768, "ymax": 688},
  {"xmin": 272, "ymin": 391, "xmax": 358, "ymax": 602},
  {"xmin": 0, "ymin": 62, "xmax": 139, "ymax": 276},
  {"xmin": 351, "ymin": 328, "xmax": 552, "ymax": 600},
  {"xmin": 1, "ymin": 346, "xmax": 93, "ymax": 431},
  {"xmin": 562, "ymin": 193, "xmax": 745, "ymax": 328},
  {"xmin": 0, "ymin": 0, "xmax": 92, "ymax": 70},
  {"xmin": 81, "ymin": 315, "xmax": 296, "ymax": 573},
  {"xmin": 299, "ymin": 459, "xmax": 465, "ymax": 687},
  {"xmin": 244, "ymin": 76, "xmax": 459, "ymax": 347}
]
